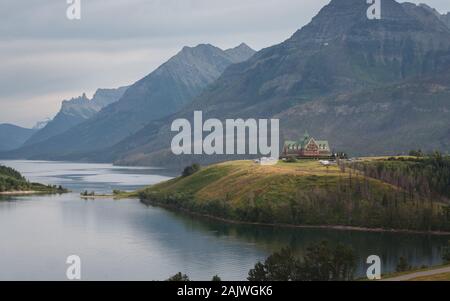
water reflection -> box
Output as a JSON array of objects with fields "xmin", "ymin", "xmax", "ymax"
[{"xmin": 0, "ymin": 160, "xmax": 448, "ymax": 280}]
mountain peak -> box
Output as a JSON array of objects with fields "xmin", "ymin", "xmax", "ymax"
[
  {"xmin": 288, "ymin": 0, "xmax": 450, "ymax": 47},
  {"xmin": 225, "ymin": 43, "xmax": 256, "ymax": 62},
  {"xmin": 180, "ymin": 43, "xmax": 220, "ymax": 54},
  {"xmin": 418, "ymin": 3, "xmax": 450, "ymax": 29}
]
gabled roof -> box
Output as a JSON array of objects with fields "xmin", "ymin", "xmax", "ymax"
[
  {"xmin": 316, "ymin": 140, "xmax": 330, "ymax": 151},
  {"xmin": 284, "ymin": 140, "xmax": 298, "ymax": 146},
  {"xmin": 284, "ymin": 130, "xmax": 330, "ymax": 152},
  {"xmin": 284, "ymin": 137, "xmax": 330, "ymax": 151}
]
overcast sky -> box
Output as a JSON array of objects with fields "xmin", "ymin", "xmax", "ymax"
[{"xmin": 1, "ymin": 0, "xmax": 449, "ymax": 127}]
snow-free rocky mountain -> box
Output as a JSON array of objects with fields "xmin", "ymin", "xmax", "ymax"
[
  {"xmin": 4, "ymin": 43, "xmax": 255, "ymax": 160},
  {"xmin": 3, "ymin": 0, "xmax": 450, "ymax": 168},
  {"xmin": 419, "ymin": 3, "xmax": 450, "ymax": 28},
  {"xmin": 110, "ymin": 0, "xmax": 450, "ymax": 167},
  {"xmin": 24, "ymin": 87, "xmax": 128, "ymax": 146}
]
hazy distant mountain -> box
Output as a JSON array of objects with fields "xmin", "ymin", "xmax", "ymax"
[
  {"xmin": 419, "ymin": 3, "xmax": 450, "ymax": 28},
  {"xmin": 6, "ymin": 0, "xmax": 449, "ymax": 167},
  {"xmin": 32, "ymin": 119, "xmax": 51, "ymax": 130},
  {"xmin": 24, "ymin": 87, "xmax": 128, "ymax": 146},
  {"xmin": 440, "ymin": 12, "xmax": 450, "ymax": 28},
  {"xmin": 0, "ymin": 124, "xmax": 36, "ymax": 151},
  {"xmin": 6, "ymin": 43, "xmax": 255, "ymax": 160},
  {"xmin": 110, "ymin": 0, "xmax": 450, "ymax": 167}
]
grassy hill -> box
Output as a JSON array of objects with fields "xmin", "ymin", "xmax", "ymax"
[
  {"xmin": 140, "ymin": 158, "xmax": 450, "ymax": 233},
  {"xmin": 0, "ymin": 165, "xmax": 67, "ymax": 194}
]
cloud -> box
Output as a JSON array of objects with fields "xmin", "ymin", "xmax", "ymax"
[{"xmin": 0, "ymin": 0, "xmax": 448, "ymax": 127}]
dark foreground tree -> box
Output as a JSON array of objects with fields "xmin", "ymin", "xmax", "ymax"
[
  {"xmin": 442, "ymin": 241, "xmax": 450, "ymax": 264},
  {"xmin": 248, "ymin": 241, "xmax": 356, "ymax": 281},
  {"xmin": 396, "ymin": 257, "xmax": 412, "ymax": 272},
  {"xmin": 299, "ymin": 241, "xmax": 356, "ymax": 281},
  {"xmin": 166, "ymin": 272, "xmax": 190, "ymax": 281},
  {"xmin": 211, "ymin": 275, "xmax": 222, "ymax": 281}
]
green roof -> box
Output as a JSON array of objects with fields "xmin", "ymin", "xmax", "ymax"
[
  {"xmin": 316, "ymin": 140, "xmax": 330, "ymax": 151},
  {"xmin": 284, "ymin": 138, "xmax": 330, "ymax": 151}
]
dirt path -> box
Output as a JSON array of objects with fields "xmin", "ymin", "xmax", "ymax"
[{"xmin": 382, "ymin": 266, "xmax": 450, "ymax": 281}]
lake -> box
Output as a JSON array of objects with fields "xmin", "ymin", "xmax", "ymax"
[{"xmin": 0, "ymin": 160, "xmax": 448, "ymax": 281}]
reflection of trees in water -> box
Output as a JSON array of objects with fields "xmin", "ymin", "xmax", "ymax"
[{"xmin": 164, "ymin": 208, "xmax": 448, "ymax": 275}]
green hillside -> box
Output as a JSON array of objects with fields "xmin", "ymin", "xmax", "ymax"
[
  {"xmin": 140, "ymin": 158, "xmax": 450, "ymax": 232},
  {"xmin": 0, "ymin": 165, "xmax": 67, "ymax": 194}
]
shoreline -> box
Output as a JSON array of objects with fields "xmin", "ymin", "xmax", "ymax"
[
  {"xmin": 142, "ymin": 199, "xmax": 450, "ymax": 236},
  {"xmin": 0, "ymin": 191, "xmax": 41, "ymax": 195},
  {"xmin": 80, "ymin": 192, "xmax": 139, "ymax": 200},
  {"xmin": 0, "ymin": 189, "xmax": 69, "ymax": 196}
]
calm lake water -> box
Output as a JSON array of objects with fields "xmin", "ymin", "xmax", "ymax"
[{"xmin": 0, "ymin": 160, "xmax": 448, "ymax": 281}]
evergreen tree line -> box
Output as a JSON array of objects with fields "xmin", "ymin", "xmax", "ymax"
[
  {"xmin": 167, "ymin": 241, "xmax": 356, "ymax": 281},
  {"xmin": 0, "ymin": 164, "xmax": 67, "ymax": 193},
  {"xmin": 167, "ymin": 240, "xmax": 450, "ymax": 281},
  {"xmin": 0, "ymin": 165, "xmax": 31, "ymax": 192},
  {"xmin": 348, "ymin": 153, "xmax": 450, "ymax": 202},
  {"xmin": 141, "ymin": 171, "xmax": 450, "ymax": 232}
]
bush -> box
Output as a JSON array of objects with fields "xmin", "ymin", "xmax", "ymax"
[
  {"xmin": 211, "ymin": 275, "xmax": 221, "ymax": 281},
  {"xmin": 442, "ymin": 241, "xmax": 450, "ymax": 264},
  {"xmin": 396, "ymin": 257, "xmax": 412, "ymax": 272},
  {"xmin": 285, "ymin": 157, "xmax": 297, "ymax": 163},
  {"xmin": 166, "ymin": 272, "xmax": 190, "ymax": 281},
  {"xmin": 409, "ymin": 150, "xmax": 424, "ymax": 157},
  {"xmin": 248, "ymin": 242, "xmax": 356, "ymax": 281},
  {"xmin": 182, "ymin": 164, "xmax": 201, "ymax": 177}
]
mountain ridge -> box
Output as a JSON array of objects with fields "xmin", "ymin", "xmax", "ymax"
[
  {"xmin": 24, "ymin": 87, "xmax": 128, "ymax": 146},
  {"xmin": 111, "ymin": 0, "xmax": 450, "ymax": 167},
  {"xmin": 3, "ymin": 43, "xmax": 255, "ymax": 160},
  {"xmin": 0, "ymin": 124, "xmax": 36, "ymax": 151}
]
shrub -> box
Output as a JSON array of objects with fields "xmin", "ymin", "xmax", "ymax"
[
  {"xmin": 248, "ymin": 242, "xmax": 356, "ymax": 281},
  {"xmin": 167, "ymin": 272, "xmax": 190, "ymax": 281},
  {"xmin": 211, "ymin": 275, "xmax": 222, "ymax": 281},
  {"xmin": 182, "ymin": 164, "xmax": 201, "ymax": 177},
  {"xmin": 396, "ymin": 257, "xmax": 412, "ymax": 272},
  {"xmin": 442, "ymin": 241, "xmax": 450, "ymax": 264},
  {"xmin": 285, "ymin": 157, "xmax": 297, "ymax": 163}
]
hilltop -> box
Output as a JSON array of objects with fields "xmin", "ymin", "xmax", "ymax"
[{"xmin": 140, "ymin": 156, "xmax": 450, "ymax": 233}]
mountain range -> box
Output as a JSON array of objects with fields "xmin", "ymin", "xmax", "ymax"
[
  {"xmin": 24, "ymin": 87, "xmax": 128, "ymax": 146},
  {"xmin": 3, "ymin": 43, "xmax": 255, "ymax": 160},
  {"xmin": 1, "ymin": 0, "xmax": 449, "ymax": 168},
  {"xmin": 0, "ymin": 124, "xmax": 36, "ymax": 151},
  {"xmin": 111, "ymin": 0, "xmax": 450, "ymax": 167},
  {"xmin": 420, "ymin": 3, "xmax": 450, "ymax": 27}
]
